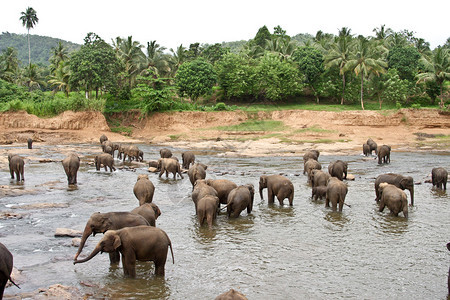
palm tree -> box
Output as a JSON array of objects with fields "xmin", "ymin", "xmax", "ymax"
[
  {"xmin": 265, "ymin": 37, "xmax": 297, "ymax": 61},
  {"xmin": 48, "ymin": 61, "xmax": 71, "ymax": 96},
  {"xmin": 49, "ymin": 42, "xmax": 69, "ymax": 72},
  {"xmin": 0, "ymin": 47, "xmax": 19, "ymax": 82},
  {"xmin": 416, "ymin": 47, "xmax": 450, "ymax": 107},
  {"xmin": 143, "ymin": 41, "xmax": 170, "ymax": 77},
  {"xmin": 19, "ymin": 7, "xmax": 39, "ymax": 66},
  {"xmin": 23, "ymin": 64, "xmax": 46, "ymax": 91},
  {"xmin": 114, "ymin": 36, "xmax": 145, "ymax": 87},
  {"xmin": 169, "ymin": 44, "xmax": 186, "ymax": 76},
  {"xmin": 345, "ymin": 36, "xmax": 387, "ymax": 110},
  {"xmin": 324, "ymin": 28, "xmax": 353, "ymax": 104}
]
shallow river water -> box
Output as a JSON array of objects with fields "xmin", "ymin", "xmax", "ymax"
[{"xmin": 1, "ymin": 143, "xmax": 449, "ymax": 299}]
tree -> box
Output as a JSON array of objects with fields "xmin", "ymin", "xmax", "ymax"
[
  {"xmin": 175, "ymin": 58, "xmax": 217, "ymax": 101},
  {"xmin": 113, "ymin": 36, "xmax": 145, "ymax": 87},
  {"xmin": 23, "ymin": 64, "xmax": 46, "ymax": 91},
  {"xmin": 345, "ymin": 36, "xmax": 387, "ymax": 110},
  {"xmin": 19, "ymin": 7, "xmax": 38, "ymax": 66},
  {"xmin": 49, "ymin": 42, "xmax": 69, "ymax": 71},
  {"xmin": 292, "ymin": 46, "xmax": 324, "ymax": 103},
  {"xmin": 370, "ymin": 69, "xmax": 408, "ymax": 109},
  {"xmin": 143, "ymin": 40, "xmax": 170, "ymax": 78},
  {"xmin": 252, "ymin": 25, "xmax": 272, "ymax": 49},
  {"xmin": 69, "ymin": 33, "xmax": 121, "ymax": 99},
  {"xmin": 48, "ymin": 60, "xmax": 71, "ymax": 96},
  {"xmin": 416, "ymin": 47, "xmax": 450, "ymax": 107},
  {"xmin": 202, "ymin": 43, "xmax": 229, "ymax": 65},
  {"xmin": 387, "ymin": 46, "xmax": 421, "ymax": 81},
  {"xmin": 0, "ymin": 47, "xmax": 19, "ymax": 82},
  {"xmin": 169, "ymin": 44, "xmax": 187, "ymax": 75}
]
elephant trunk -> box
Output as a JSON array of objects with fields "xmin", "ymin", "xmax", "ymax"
[
  {"xmin": 73, "ymin": 243, "xmax": 101, "ymax": 265},
  {"xmin": 259, "ymin": 185, "xmax": 264, "ymax": 200},
  {"xmin": 74, "ymin": 224, "xmax": 92, "ymax": 261},
  {"xmin": 409, "ymin": 186, "xmax": 414, "ymax": 206}
]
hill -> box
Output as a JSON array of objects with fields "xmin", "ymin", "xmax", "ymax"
[{"xmin": 0, "ymin": 32, "xmax": 81, "ymax": 66}]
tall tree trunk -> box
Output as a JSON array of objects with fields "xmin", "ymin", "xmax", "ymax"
[
  {"xmin": 27, "ymin": 29, "xmax": 31, "ymax": 66},
  {"xmin": 341, "ymin": 73, "xmax": 346, "ymax": 105},
  {"xmin": 360, "ymin": 74, "xmax": 365, "ymax": 110}
]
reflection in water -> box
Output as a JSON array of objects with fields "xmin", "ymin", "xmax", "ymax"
[{"xmin": 0, "ymin": 145, "xmax": 449, "ymax": 299}]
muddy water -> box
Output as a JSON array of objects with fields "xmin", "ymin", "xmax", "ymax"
[{"xmin": 1, "ymin": 144, "xmax": 449, "ymax": 299}]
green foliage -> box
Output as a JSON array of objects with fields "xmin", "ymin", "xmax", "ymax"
[
  {"xmin": 175, "ymin": 58, "xmax": 217, "ymax": 100},
  {"xmin": 411, "ymin": 103, "xmax": 421, "ymax": 109},
  {"xmin": 292, "ymin": 46, "xmax": 324, "ymax": 84},
  {"xmin": 0, "ymin": 79, "xmax": 28, "ymax": 102},
  {"xmin": 215, "ymin": 120, "xmax": 285, "ymax": 131},
  {"xmin": 132, "ymin": 76, "xmax": 176, "ymax": 113},
  {"xmin": 202, "ymin": 44, "xmax": 230, "ymax": 65},
  {"xmin": 387, "ymin": 46, "xmax": 421, "ymax": 81},
  {"xmin": 251, "ymin": 26, "xmax": 272, "ymax": 48}
]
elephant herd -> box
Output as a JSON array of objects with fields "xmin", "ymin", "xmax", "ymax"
[{"xmin": 2, "ymin": 134, "xmax": 449, "ymax": 298}]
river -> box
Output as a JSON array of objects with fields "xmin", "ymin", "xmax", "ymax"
[{"xmin": 1, "ymin": 143, "xmax": 449, "ymax": 299}]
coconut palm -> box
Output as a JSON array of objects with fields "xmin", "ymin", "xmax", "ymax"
[
  {"xmin": 23, "ymin": 64, "xmax": 46, "ymax": 91},
  {"xmin": 49, "ymin": 42, "xmax": 69, "ymax": 71},
  {"xmin": 143, "ymin": 40, "xmax": 170, "ymax": 77},
  {"xmin": 345, "ymin": 36, "xmax": 387, "ymax": 110},
  {"xmin": 416, "ymin": 47, "xmax": 450, "ymax": 107},
  {"xmin": 19, "ymin": 7, "xmax": 39, "ymax": 66},
  {"xmin": 113, "ymin": 36, "xmax": 145, "ymax": 87},
  {"xmin": 48, "ymin": 61, "xmax": 71, "ymax": 96},
  {"xmin": 265, "ymin": 37, "xmax": 297, "ymax": 61},
  {"xmin": 169, "ymin": 44, "xmax": 187, "ymax": 76},
  {"xmin": 0, "ymin": 47, "xmax": 19, "ymax": 82}
]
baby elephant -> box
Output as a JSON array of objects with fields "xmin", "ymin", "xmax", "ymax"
[
  {"xmin": 133, "ymin": 174, "xmax": 155, "ymax": 205},
  {"xmin": 312, "ymin": 186, "xmax": 327, "ymax": 201},
  {"xmin": 378, "ymin": 183, "xmax": 408, "ymax": 218},
  {"xmin": 131, "ymin": 203, "xmax": 161, "ymax": 226},
  {"xmin": 8, "ymin": 154, "xmax": 24, "ymax": 181},
  {"xmin": 158, "ymin": 158, "xmax": 183, "ymax": 179},
  {"xmin": 74, "ymin": 226, "xmax": 174, "ymax": 277},
  {"xmin": 94, "ymin": 153, "xmax": 116, "ymax": 172},
  {"xmin": 62, "ymin": 153, "xmax": 80, "ymax": 185},
  {"xmin": 197, "ymin": 195, "xmax": 220, "ymax": 229},
  {"xmin": 226, "ymin": 184, "xmax": 255, "ymax": 218},
  {"xmin": 431, "ymin": 167, "xmax": 448, "ymax": 190}
]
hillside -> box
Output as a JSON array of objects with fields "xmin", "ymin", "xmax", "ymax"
[{"xmin": 0, "ymin": 32, "xmax": 80, "ymax": 66}]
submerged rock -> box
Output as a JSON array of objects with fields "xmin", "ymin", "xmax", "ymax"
[{"xmin": 54, "ymin": 228, "xmax": 82, "ymax": 237}]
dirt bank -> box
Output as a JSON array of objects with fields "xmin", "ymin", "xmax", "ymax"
[{"xmin": 0, "ymin": 109, "xmax": 449, "ymax": 156}]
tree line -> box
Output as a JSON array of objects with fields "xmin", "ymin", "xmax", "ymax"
[{"xmin": 0, "ymin": 23, "xmax": 449, "ymax": 112}]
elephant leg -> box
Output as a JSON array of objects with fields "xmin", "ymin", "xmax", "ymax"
[
  {"xmin": 379, "ymin": 200, "xmax": 385, "ymax": 212},
  {"xmin": 339, "ymin": 200, "xmax": 344, "ymax": 212},
  {"xmin": 325, "ymin": 196, "xmax": 330, "ymax": 207},
  {"xmin": 10, "ymin": 168, "xmax": 14, "ymax": 179},
  {"xmin": 332, "ymin": 199, "xmax": 338, "ymax": 212},
  {"xmin": 268, "ymin": 190, "xmax": 275, "ymax": 204},
  {"xmin": 0, "ymin": 281, "xmax": 6, "ymax": 298},
  {"xmin": 288, "ymin": 194, "xmax": 293, "ymax": 206},
  {"xmin": 122, "ymin": 256, "xmax": 136, "ymax": 278},
  {"xmin": 109, "ymin": 251, "xmax": 120, "ymax": 264},
  {"xmin": 154, "ymin": 260, "xmax": 166, "ymax": 276}
]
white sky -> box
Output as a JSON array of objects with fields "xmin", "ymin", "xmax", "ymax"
[{"xmin": 1, "ymin": 0, "xmax": 449, "ymax": 50}]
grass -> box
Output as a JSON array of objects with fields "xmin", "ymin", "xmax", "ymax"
[
  {"xmin": 214, "ymin": 120, "xmax": 286, "ymax": 132},
  {"xmin": 110, "ymin": 126, "xmax": 133, "ymax": 136},
  {"xmin": 292, "ymin": 125, "xmax": 336, "ymax": 134}
]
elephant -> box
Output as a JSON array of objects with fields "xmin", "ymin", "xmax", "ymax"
[
  {"xmin": 375, "ymin": 173, "xmax": 414, "ymax": 206},
  {"xmin": 133, "ymin": 174, "xmax": 155, "ymax": 205},
  {"xmin": 304, "ymin": 159, "xmax": 322, "ymax": 183},
  {"xmin": 8, "ymin": 154, "xmax": 24, "ymax": 182},
  {"xmin": 378, "ymin": 183, "xmax": 408, "ymax": 218},
  {"xmin": 0, "ymin": 242, "xmax": 20, "ymax": 299},
  {"xmin": 62, "ymin": 152, "xmax": 80, "ymax": 185},
  {"xmin": 215, "ymin": 289, "xmax": 248, "ymax": 300},
  {"xmin": 197, "ymin": 195, "xmax": 220, "ymax": 228},
  {"xmin": 182, "ymin": 151, "xmax": 196, "ymax": 169},
  {"xmin": 192, "ymin": 180, "xmax": 219, "ymax": 212},
  {"xmin": 111, "ymin": 142, "xmax": 121, "ymax": 158},
  {"xmin": 99, "ymin": 134, "xmax": 108, "ymax": 144},
  {"xmin": 94, "ymin": 153, "xmax": 116, "ymax": 172},
  {"xmin": 131, "ymin": 203, "xmax": 161, "ymax": 226},
  {"xmin": 74, "ymin": 226, "xmax": 174, "ymax": 277},
  {"xmin": 367, "ymin": 138, "xmax": 378, "ymax": 155},
  {"xmin": 149, "ymin": 160, "xmax": 159, "ymax": 169},
  {"xmin": 74, "ymin": 211, "xmax": 150, "ymax": 263},
  {"xmin": 188, "ymin": 163, "xmax": 207, "ymax": 188},
  {"xmin": 303, "ymin": 150, "xmax": 320, "ymax": 166},
  {"xmin": 27, "ymin": 138, "xmax": 33, "ymax": 149},
  {"xmin": 328, "ymin": 160, "xmax": 348, "ymax": 181},
  {"xmin": 206, "ymin": 179, "xmax": 238, "ymax": 205},
  {"xmin": 158, "ymin": 158, "xmax": 183, "ymax": 179},
  {"xmin": 226, "ymin": 184, "xmax": 255, "ymax": 218},
  {"xmin": 123, "ymin": 145, "xmax": 141, "ymax": 162},
  {"xmin": 312, "ymin": 185, "xmax": 327, "ymax": 201},
  {"xmin": 377, "ymin": 145, "xmax": 391, "ymax": 164},
  {"xmin": 138, "ymin": 150, "xmax": 144, "ymax": 162},
  {"xmin": 431, "ymin": 167, "xmax": 448, "ymax": 190},
  {"xmin": 259, "ymin": 175, "xmax": 294, "ymax": 206},
  {"xmin": 117, "ymin": 144, "xmax": 128, "ymax": 160},
  {"xmin": 362, "ymin": 143, "xmax": 371, "ymax": 156},
  {"xmin": 325, "ymin": 177, "xmax": 348, "ymax": 212},
  {"xmin": 311, "ymin": 169, "xmax": 330, "ymax": 188},
  {"xmin": 160, "ymin": 148, "xmax": 173, "ymax": 158},
  {"xmin": 101, "ymin": 140, "xmax": 113, "ymax": 153}
]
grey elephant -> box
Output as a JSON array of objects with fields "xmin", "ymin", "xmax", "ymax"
[
  {"xmin": 377, "ymin": 145, "xmax": 391, "ymax": 164},
  {"xmin": 304, "ymin": 159, "xmax": 322, "ymax": 183},
  {"xmin": 160, "ymin": 148, "xmax": 173, "ymax": 158},
  {"xmin": 123, "ymin": 145, "xmax": 140, "ymax": 162},
  {"xmin": 8, "ymin": 154, "xmax": 24, "ymax": 182},
  {"xmin": 362, "ymin": 143, "xmax": 371, "ymax": 156},
  {"xmin": 378, "ymin": 183, "xmax": 408, "ymax": 218},
  {"xmin": 0, "ymin": 242, "xmax": 20, "ymax": 299},
  {"xmin": 197, "ymin": 195, "xmax": 220, "ymax": 228},
  {"xmin": 27, "ymin": 138, "xmax": 33, "ymax": 149},
  {"xmin": 62, "ymin": 152, "xmax": 80, "ymax": 185},
  {"xmin": 111, "ymin": 142, "xmax": 121, "ymax": 158},
  {"xmin": 328, "ymin": 160, "xmax": 348, "ymax": 181},
  {"xmin": 259, "ymin": 175, "xmax": 294, "ymax": 206},
  {"xmin": 226, "ymin": 184, "xmax": 255, "ymax": 218},
  {"xmin": 311, "ymin": 169, "xmax": 330, "ymax": 188},
  {"xmin": 188, "ymin": 163, "xmax": 207, "ymax": 188},
  {"xmin": 133, "ymin": 174, "xmax": 155, "ymax": 205},
  {"xmin": 74, "ymin": 212, "xmax": 149, "ymax": 263},
  {"xmin": 101, "ymin": 140, "xmax": 113, "ymax": 153},
  {"xmin": 74, "ymin": 226, "xmax": 174, "ymax": 277},
  {"xmin": 375, "ymin": 173, "xmax": 414, "ymax": 206},
  {"xmin": 303, "ymin": 150, "xmax": 320, "ymax": 166},
  {"xmin": 326, "ymin": 177, "xmax": 348, "ymax": 212},
  {"xmin": 182, "ymin": 151, "xmax": 196, "ymax": 169},
  {"xmin": 431, "ymin": 167, "xmax": 448, "ymax": 190},
  {"xmin": 215, "ymin": 289, "xmax": 248, "ymax": 300},
  {"xmin": 131, "ymin": 203, "xmax": 161, "ymax": 226},
  {"xmin": 158, "ymin": 158, "xmax": 183, "ymax": 179},
  {"xmin": 312, "ymin": 185, "xmax": 327, "ymax": 201},
  {"xmin": 95, "ymin": 153, "xmax": 116, "ymax": 172},
  {"xmin": 192, "ymin": 180, "xmax": 219, "ymax": 212},
  {"xmin": 367, "ymin": 138, "xmax": 378, "ymax": 155},
  {"xmin": 206, "ymin": 179, "xmax": 238, "ymax": 205},
  {"xmin": 99, "ymin": 134, "xmax": 108, "ymax": 144},
  {"xmin": 117, "ymin": 144, "xmax": 128, "ymax": 160}
]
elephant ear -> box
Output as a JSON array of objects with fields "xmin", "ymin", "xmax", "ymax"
[
  {"xmin": 260, "ymin": 176, "xmax": 267, "ymax": 185},
  {"xmin": 399, "ymin": 178, "xmax": 410, "ymax": 189},
  {"xmin": 100, "ymin": 216, "xmax": 113, "ymax": 232},
  {"xmin": 113, "ymin": 235, "xmax": 121, "ymax": 250}
]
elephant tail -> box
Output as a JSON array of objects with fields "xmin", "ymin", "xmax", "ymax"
[
  {"xmin": 9, "ymin": 276, "xmax": 20, "ymax": 289},
  {"xmin": 165, "ymin": 235, "xmax": 174, "ymax": 264}
]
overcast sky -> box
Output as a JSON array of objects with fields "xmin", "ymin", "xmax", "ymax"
[{"xmin": 1, "ymin": 0, "xmax": 449, "ymax": 50}]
